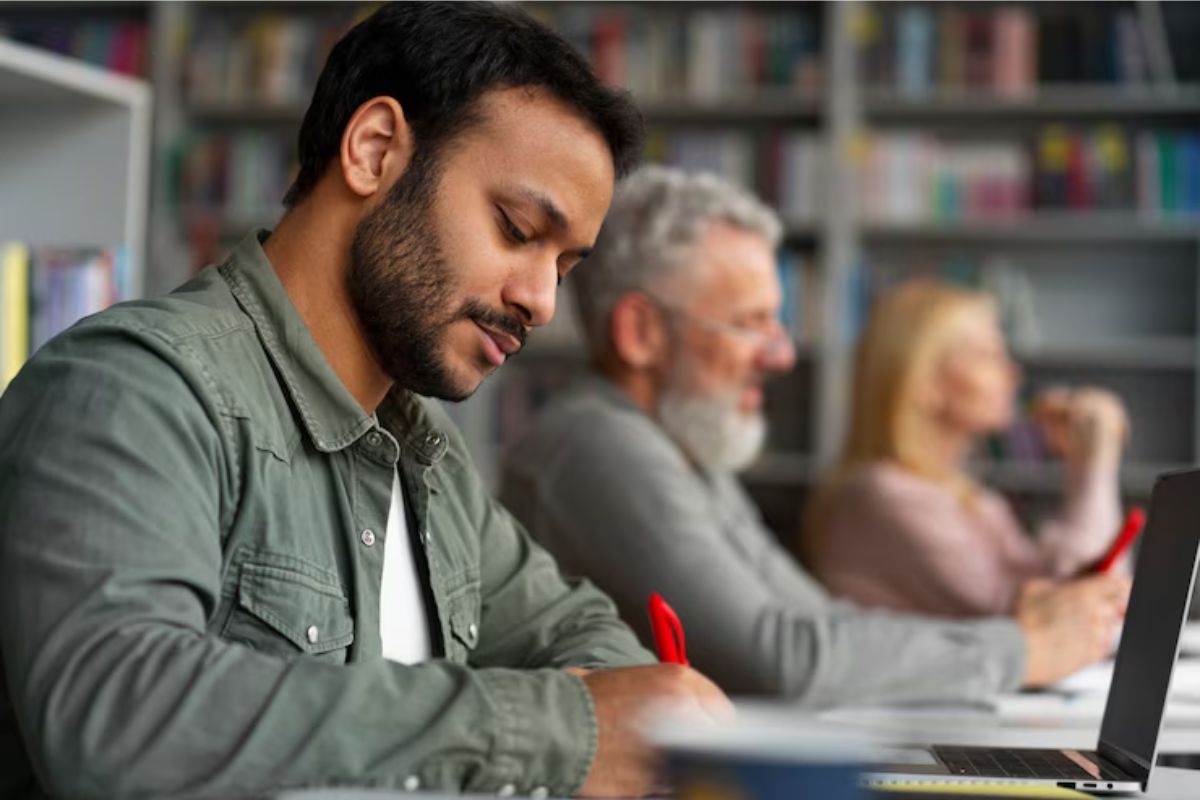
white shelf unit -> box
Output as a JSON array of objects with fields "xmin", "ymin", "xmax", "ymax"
[{"xmin": 0, "ymin": 37, "xmax": 152, "ymax": 298}]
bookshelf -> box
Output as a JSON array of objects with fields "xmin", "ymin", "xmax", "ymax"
[
  {"xmin": 170, "ymin": 2, "xmax": 1200, "ymax": 527},
  {"xmin": 0, "ymin": 38, "xmax": 151, "ymax": 281},
  {"xmin": 826, "ymin": 0, "xmax": 1200, "ymax": 544},
  {"xmin": 0, "ymin": 1, "xmax": 150, "ymax": 79},
  {"xmin": 0, "ymin": 36, "xmax": 152, "ymax": 389},
  {"xmin": 6, "ymin": 0, "xmax": 1199, "ymax": 540}
]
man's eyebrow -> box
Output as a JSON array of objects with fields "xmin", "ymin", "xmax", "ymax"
[{"xmin": 512, "ymin": 186, "xmax": 570, "ymax": 232}]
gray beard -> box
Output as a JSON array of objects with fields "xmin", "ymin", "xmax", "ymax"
[{"xmin": 658, "ymin": 387, "xmax": 767, "ymax": 474}]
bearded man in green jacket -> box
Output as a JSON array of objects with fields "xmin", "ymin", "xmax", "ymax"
[{"xmin": 0, "ymin": 4, "xmax": 727, "ymax": 798}]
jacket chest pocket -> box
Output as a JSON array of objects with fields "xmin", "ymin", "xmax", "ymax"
[{"xmin": 222, "ymin": 560, "xmax": 355, "ymax": 664}]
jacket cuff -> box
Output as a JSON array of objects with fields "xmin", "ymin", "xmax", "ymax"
[{"xmin": 473, "ymin": 668, "xmax": 598, "ymax": 797}]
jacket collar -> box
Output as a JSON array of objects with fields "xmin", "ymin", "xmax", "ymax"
[{"xmin": 220, "ymin": 230, "xmax": 441, "ymax": 456}]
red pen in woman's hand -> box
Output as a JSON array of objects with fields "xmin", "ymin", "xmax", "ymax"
[
  {"xmin": 648, "ymin": 592, "xmax": 689, "ymax": 665},
  {"xmin": 1095, "ymin": 507, "xmax": 1146, "ymax": 574}
]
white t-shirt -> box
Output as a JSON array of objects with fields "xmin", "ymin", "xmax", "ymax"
[{"xmin": 379, "ymin": 468, "xmax": 432, "ymax": 664}]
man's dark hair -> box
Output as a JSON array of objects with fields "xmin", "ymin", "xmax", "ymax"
[{"xmin": 283, "ymin": 1, "xmax": 644, "ymax": 207}]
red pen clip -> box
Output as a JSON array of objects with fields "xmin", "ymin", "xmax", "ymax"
[
  {"xmin": 1096, "ymin": 506, "xmax": 1146, "ymax": 574},
  {"xmin": 648, "ymin": 592, "xmax": 689, "ymax": 666}
]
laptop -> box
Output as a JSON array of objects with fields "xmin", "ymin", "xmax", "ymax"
[{"xmin": 865, "ymin": 467, "xmax": 1200, "ymax": 795}]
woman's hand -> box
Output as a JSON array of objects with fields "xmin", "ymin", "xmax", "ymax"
[{"xmin": 1033, "ymin": 387, "xmax": 1129, "ymax": 470}]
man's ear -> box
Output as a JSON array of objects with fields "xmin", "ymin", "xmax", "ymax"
[
  {"xmin": 610, "ymin": 292, "xmax": 669, "ymax": 370},
  {"xmin": 339, "ymin": 96, "xmax": 414, "ymax": 199}
]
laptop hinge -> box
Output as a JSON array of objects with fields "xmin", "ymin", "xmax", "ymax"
[{"xmin": 1096, "ymin": 742, "xmax": 1150, "ymax": 788}]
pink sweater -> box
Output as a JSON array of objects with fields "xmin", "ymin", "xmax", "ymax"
[{"xmin": 811, "ymin": 462, "xmax": 1122, "ymax": 618}]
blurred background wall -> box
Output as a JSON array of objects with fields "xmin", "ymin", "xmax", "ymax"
[{"xmin": 3, "ymin": 0, "xmax": 1200, "ymax": 547}]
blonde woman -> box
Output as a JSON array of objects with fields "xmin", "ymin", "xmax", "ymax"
[{"xmin": 806, "ymin": 279, "xmax": 1130, "ymax": 618}]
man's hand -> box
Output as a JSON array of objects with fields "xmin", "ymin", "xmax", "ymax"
[
  {"xmin": 1016, "ymin": 573, "xmax": 1131, "ymax": 688},
  {"xmin": 574, "ymin": 664, "xmax": 733, "ymax": 798}
]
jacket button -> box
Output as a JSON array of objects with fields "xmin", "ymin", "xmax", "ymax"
[
  {"xmin": 403, "ymin": 775, "xmax": 421, "ymax": 792},
  {"xmin": 425, "ymin": 432, "xmax": 443, "ymax": 448},
  {"xmin": 306, "ymin": 625, "xmax": 319, "ymax": 644},
  {"xmin": 361, "ymin": 529, "xmax": 376, "ymax": 547},
  {"xmin": 366, "ymin": 431, "xmax": 383, "ymax": 447},
  {"xmin": 467, "ymin": 622, "xmax": 478, "ymax": 640}
]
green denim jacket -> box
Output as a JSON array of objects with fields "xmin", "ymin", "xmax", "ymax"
[{"xmin": 0, "ymin": 231, "xmax": 653, "ymax": 800}]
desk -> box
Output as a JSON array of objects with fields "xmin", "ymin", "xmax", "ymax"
[
  {"xmin": 809, "ymin": 704, "xmax": 1200, "ymax": 797},
  {"xmin": 1145, "ymin": 768, "xmax": 1200, "ymax": 799},
  {"xmin": 816, "ymin": 705, "xmax": 1200, "ymax": 754},
  {"xmin": 274, "ymin": 769, "xmax": 1200, "ymax": 799},
  {"xmin": 815, "ymin": 652, "xmax": 1200, "ymax": 756}
]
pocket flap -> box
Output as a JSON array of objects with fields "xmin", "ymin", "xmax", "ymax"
[
  {"xmin": 449, "ymin": 603, "xmax": 480, "ymax": 649},
  {"xmin": 238, "ymin": 562, "xmax": 355, "ymax": 654}
]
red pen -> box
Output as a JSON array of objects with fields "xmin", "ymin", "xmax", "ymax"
[
  {"xmin": 1095, "ymin": 507, "xmax": 1146, "ymax": 574},
  {"xmin": 648, "ymin": 592, "xmax": 689, "ymax": 666}
]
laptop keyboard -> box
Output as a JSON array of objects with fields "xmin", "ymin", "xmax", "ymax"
[{"xmin": 932, "ymin": 747, "xmax": 1103, "ymax": 780}]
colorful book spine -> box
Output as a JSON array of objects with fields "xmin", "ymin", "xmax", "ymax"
[
  {"xmin": 895, "ymin": 7, "xmax": 934, "ymax": 97},
  {"xmin": 993, "ymin": 7, "xmax": 1036, "ymax": 97},
  {"xmin": 862, "ymin": 3, "xmax": 1168, "ymax": 92},
  {"xmin": 532, "ymin": 5, "xmax": 822, "ymax": 100},
  {"xmin": 1159, "ymin": 132, "xmax": 1179, "ymax": 214},
  {"xmin": 1, "ymin": 20, "xmax": 148, "ymax": 77},
  {"xmin": 1, "ymin": 243, "xmax": 30, "ymax": 392},
  {"xmin": 862, "ymin": 125, "xmax": 1200, "ymax": 222}
]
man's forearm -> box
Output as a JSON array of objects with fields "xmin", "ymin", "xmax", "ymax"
[{"xmin": 13, "ymin": 621, "xmax": 597, "ymax": 799}]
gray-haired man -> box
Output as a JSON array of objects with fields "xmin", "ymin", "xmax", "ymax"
[{"xmin": 500, "ymin": 165, "xmax": 1128, "ymax": 706}]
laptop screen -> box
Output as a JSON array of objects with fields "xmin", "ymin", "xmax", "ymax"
[{"xmin": 1099, "ymin": 470, "xmax": 1200, "ymax": 779}]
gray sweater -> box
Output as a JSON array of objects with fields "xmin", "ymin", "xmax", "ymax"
[{"xmin": 499, "ymin": 375, "xmax": 1027, "ymax": 707}]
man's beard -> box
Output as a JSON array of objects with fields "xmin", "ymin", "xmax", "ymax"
[
  {"xmin": 658, "ymin": 365, "xmax": 767, "ymax": 474},
  {"xmin": 347, "ymin": 149, "xmax": 525, "ymax": 401}
]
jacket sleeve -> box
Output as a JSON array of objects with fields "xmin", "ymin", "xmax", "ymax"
[
  {"xmin": 0, "ymin": 323, "xmax": 597, "ymax": 800},
  {"xmin": 502, "ymin": 409, "xmax": 1026, "ymax": 707}
]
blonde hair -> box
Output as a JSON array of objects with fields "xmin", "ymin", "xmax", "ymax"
[{"xmin": 803, "ymin": 279, "xmax": 996, "ymax": 559}]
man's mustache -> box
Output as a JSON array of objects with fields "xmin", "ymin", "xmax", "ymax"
[{"xmin": 462, "ymin": 300, "xmax": 527, "ymax": 349}]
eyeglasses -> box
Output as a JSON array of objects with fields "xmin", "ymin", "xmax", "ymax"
[{"xmin": 644, "ymin": 293, "xmax": 794, "ymax": 358}]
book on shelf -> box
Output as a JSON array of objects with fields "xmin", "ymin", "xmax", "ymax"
[
  {"xmin": 857, "ymin": 2, "xmax": 1165, "ymax": 95},
  {"xmin": 0, "ymin": 244, "xmax": 127, "ymax": 392},
  {"xmin": 645, "ymin": 129, "xmax": 824, "ymax": 225},
  {"xmin": 1139, "ymin": 131, "xmax": 1200, "ymax": 215},
  {"xmin": 1, "ymin": 243, "xmax": 30, "ymax": 392},
  {"xmin": 778, "ymin": 250, "xmax": 820, "ymax": 348},
  {"xmin": 169, "ymin": 131, "xmax": 294, "ymax": 225},
  {"xmin": 857, "ymin": 133, "xmax": 1028, "ymax": 223},
  {"xmin": 184, "ymin": 7, "xmax": 370, "ymax": 108},
  {"xmin": 845, "ymin": 255, "xmax": 1040, "ymax": 351},
  {"xmin": 0, "ymin": 18, "xmax": 148, "ymax": 77},
  {"xmin": 534, "ymin": 4, "xmax": 822, "ymax": 101},
  {"xmin": 857, "ymin": 125, "xmax": 1200, "ymax": 224}
]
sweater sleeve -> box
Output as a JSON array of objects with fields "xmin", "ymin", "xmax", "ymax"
[
  {"xmin": 815, "ymin": 470, "xmax": 1029, "ymax": 617},
  {"xmin": 1034, "ymin": 463, "xmax": 1124, "ymax": 576}
]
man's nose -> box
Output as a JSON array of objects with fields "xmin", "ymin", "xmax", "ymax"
[
  {"xmin": 503, "ymin": 257, "xmax": 558, "ymax": 329},
  {"xmin": 758, "ymin": 326, "xmax": 797, "ymax": 374}
]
